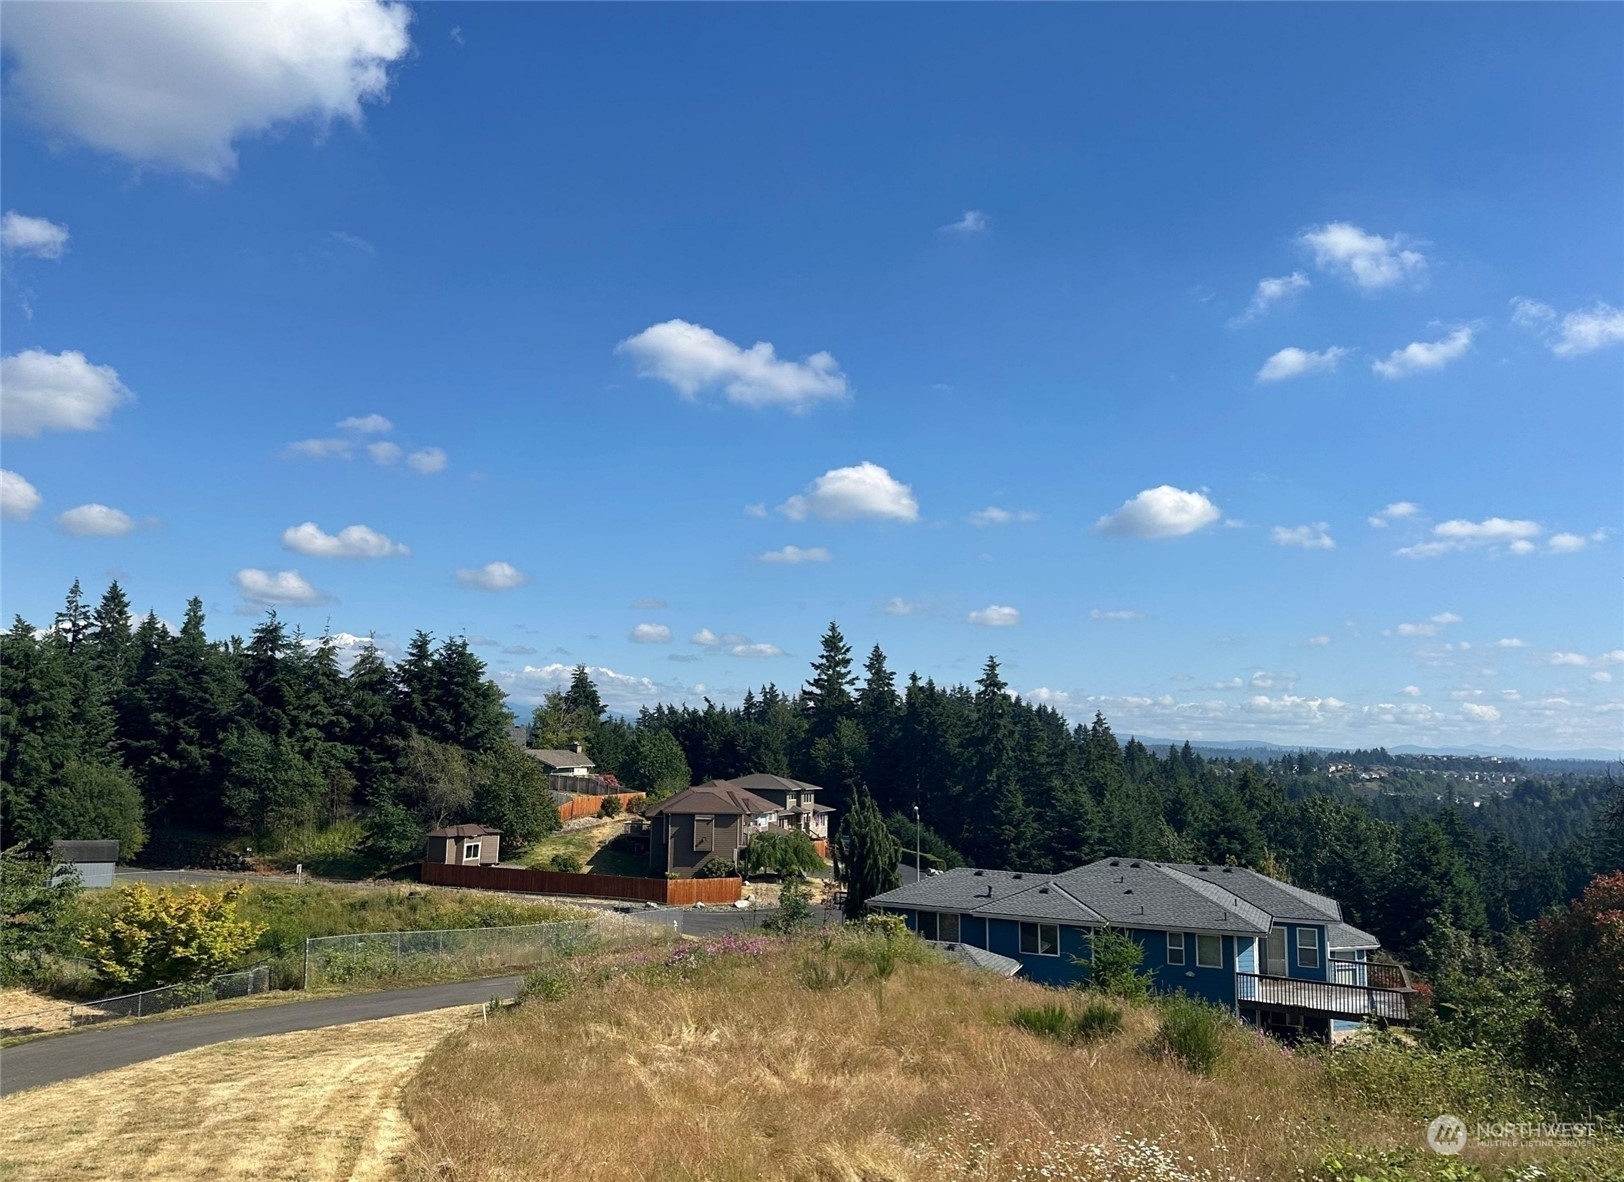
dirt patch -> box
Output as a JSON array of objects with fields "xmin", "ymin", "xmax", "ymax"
[{"xmin": 1, "ymin": 1007, "xmax": 473, "ymax": 1181}]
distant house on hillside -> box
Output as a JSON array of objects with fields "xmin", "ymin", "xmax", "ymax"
[
  {"xmin": 644, "ymin": 782, "xmax": 783, "ymax": 877},
  {"xmin": 727, "ymin": 774, "xmax": 835, "ymax": 839},
  {"xmin": 523, "ymin": 741, "xmax": 596, "ymax": 778},
  {"xmin": 868, "ymin": 858, "xmax": 1411, "ymax": 1042},
  {"xmin": 425, "ymin": 824, "xmax": 502, "ymax": 866}
]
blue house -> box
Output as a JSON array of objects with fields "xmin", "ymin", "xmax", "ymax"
[{"xmin": 867, "ymin": 857, "xmax": 1413, "ymax": 1040}]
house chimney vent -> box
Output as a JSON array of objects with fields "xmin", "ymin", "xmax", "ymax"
[{"xmin": 1108, "ymin": 860, "xmax": 1120, "ymax": 867}]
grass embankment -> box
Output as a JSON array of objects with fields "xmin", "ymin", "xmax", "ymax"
[
  {"xmin": 521, "ymin": 816, "xmax": 646, "ymax": 876},
  {"xmin": 404, "ymin": 931, "xmax": 1623, "ymax": 1182},
  {"xmin": 1, "ymin": 1008, "xmax": 472, "ymax": 1182}
]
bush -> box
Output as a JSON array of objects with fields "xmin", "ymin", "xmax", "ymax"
[
  {"xmin": 81, "ymin": 884, "xmax": 266, "ymax": 990},
  {"xmin": 547, "ymin": 852, "xmax": 584, "ymax": 873},
  {"xmin": 1154, "ymin": 994, "xmax": 1230, "ymax": 1076},
  {"xmin": 740, "ymin": 830, "xmax": 824, "ymax": 879},
  {"xmin": 1073, "ymin": 996, "xmax": 1125, "ymax": 1042},
  {"xmin": 858, "ymin": 912, "xmax": 910, "ymax": 941},
  {"xmin": 598, "ymin": 794, "xmax": 623, "ymax": 819},
  {"xmin": 1011, "ymin": 1002, "xmax": 1075, "ymax": 1042},
  {"xmin": 0, "ymin": 844, "xmax": 83, "ymax": 986},
  {"xmin": 1008, "ymin": 998, "xmax": 1124, "ymax": 1046},
  {"xmin": 763, "ymin": 879, "xmax": 813, "ymax": 935},
  {"xmin": 520, "ymin": 965, "xmax": 573, "ymax": 1002},
  {"xmin": 1080, "ymin": 926, "xmax": 1153, "ymax": 1001},
  {"xmin": 694, "ymin": 858, "xmax": 739, "ymax": 879}
]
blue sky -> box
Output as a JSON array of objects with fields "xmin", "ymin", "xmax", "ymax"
[{"xmin": 2, "ymin": 3, "xmax": 1621, "ymax": 752}]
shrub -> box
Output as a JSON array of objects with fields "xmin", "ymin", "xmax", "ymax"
[
  {"xmin": 858, "ymin": 912, "xmax": 910, "ymax": 942},
  {"xmin": 1008, "ymin": 998, "xmax": 1124, "ymax": 1046},
  {"xmin": 740, "ymin": 830, "xmax": 824, "ymax": 879},
  {"xmin": 763, "ymin": 879, "xmax": 813, "ymax": 935},
  {"xmin": 81, "ymin": 884, "xmax": 265, "ymax": 990},
  {"xmin": 1080, "ymin": 926, "xmax": 1153, "ymax": 1001},
  {"xmin": 1011, "ymin": 1002, "xmax": 1075, "ymax": 1042},
  {"xmin": 520, "ymin": 965, "xmax": 573, "ymax": 1002},
  {"xmin": 598, "ymin": 794, "xmax": 623, "ymax": 819},
  {"xmin": 547, "ymin": 852, "xmax": 584, "ymax": 874},
  {"xmin": 797, "ymin": 936, "xmax": 856, "ymax": 992},
  {"xmin": 1073, "ymin": 996, "xmax": 1125, "ymax": 1042},
  {"xmin": 1154, "ymin": 994, "xmax": 1230, "ymax": 1076},
  {"xmin": 694, "ymin": 858, "xmax": 739, "ymax": 880},
  {"xmin": 0, "ymin": 844, "xmax": 83, "ymax": 987}
]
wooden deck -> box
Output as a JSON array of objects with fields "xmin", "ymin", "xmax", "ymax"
[{"xmin": 1235, "ymin": 972, "xmax": 1411, "ymax": 1022}]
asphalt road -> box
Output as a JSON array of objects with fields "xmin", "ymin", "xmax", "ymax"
[{"xmin": 0, "ymin": 975, "xmax": 524, "ymax": 1097}]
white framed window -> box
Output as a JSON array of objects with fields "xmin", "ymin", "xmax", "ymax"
[
  {"xmin": 1196, "ymin": 934, "xmax": 1222, "ymax": 968},
  {"xmin": 463, "ymin": 842, "xmax": 481, "ymax": 862},
  {"xmin": 1297, "ymin": 926, "xmax": 1320, "ymax": 969},
  {"xmin": 939, "ymin": 912, "xmax": 961, "ymax": 943},
  {"xmin": 1166, "ymin": 931, "xmax": 1186, "ymax": 965},
  {"xmin": 1019, "ymin": 922, "xmax": 1059, "ymax": 956}
]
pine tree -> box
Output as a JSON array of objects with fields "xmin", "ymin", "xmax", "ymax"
[
  {"xmin": 52, "ymin": 580, "xmax": 93, "ymax": 653},
  {"xmin": 834, "ymin": 783, "xmax": 901, "ymax": 921},
  {"xmin": 856, "ymin": 644, "xmax": 902, "ymax": 809},
  {"xmin": 802, "ymin": 621, "xmax": 855, "ymax": 741}
]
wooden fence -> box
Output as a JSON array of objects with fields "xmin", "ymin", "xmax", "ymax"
[
  {"xmin": 421, "ymin": 859, "xmax": 743, "ymax": 905},
  {"xmin": 556, "ymin": 792, "xmax": 644, "ymax": 823}
]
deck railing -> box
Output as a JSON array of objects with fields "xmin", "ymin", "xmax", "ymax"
[{"xmin": 1235, "ymin": 971, "xmax": 1412, "ymax": 1023}]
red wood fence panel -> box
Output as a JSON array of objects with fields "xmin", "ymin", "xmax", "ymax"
[
  {"xmin": 421, "ymin": 859, "xmax": 742, "ymax": 905},
  {"xmin": 556, "ymin": 793, "xmax": 644, "ymax": 823}
]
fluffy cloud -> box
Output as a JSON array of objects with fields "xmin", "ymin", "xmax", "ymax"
[
  {"xmin": 496, "ymin": 662, "xmax": 697, "ymax": 714},
  {"xmin": 882, "ymin": 597, "xmax": 918, "ymax": 616},
  {"xmin": 1395, "ymin": 517, "xmax": 1542, "ymax": 559},
  {"xmin": 285, "ymin": 438, "xmax": 352, "ymax": 460},
  {"xmin": 1372, "ymin": 328, "xmax": 1473, "ymax": 379},
  {"xmin": 968, "ymin": 507, "xmax": 1038, "ymax": 526},
  {"xmin": 1368, "ymin": 501, "xmax": 1420, "ymax": 528},
  {"xmin": 779, "ymin": 462, "xmax": 919, "ymax": 523},
  {"xmin": 968, "ymin": 605, "xmax": 1020, "ymax": 627},
  {"xmin": 1, "ymin": 211, "xmax": 69, "ymax": 259},
  {"xmin": 1460, "ymin": 702, "xmax": 1501, "ymax": 722},
  {"xmin": 1297, "ymin": 222, "xmax": 1425, "ymax": 289},
  {"xmin": 1, "ymin": 349, "xmax": 134, "ymax": 437},
  {"xmin": 1547, "ymin": 533, "xmax": 1587, "ymax": 554},
  {"xmin": 630, "ymin": 623, "xmax": 673, "ymax": 644},
  {"xmin": 760, "ymin": 545, "xmax": 831, "ymax": 564},
  {"xmin": 338, "ymin": 413, "xmax": 392, "ymax": 434},
  {"xmin": 55, "ymin": 502, "xmax": 135, "ymax": 536},
  {"xmin": 1496, "ymin": 638, "xmax": 1528, "ymax": 648},
  {"xmin": 690, "ymin": 628, "xmax": 785, "ymax": 658},
  {"xmin": 1, "ymin": 470, "xmax": 43, "ymax": 520},
  {"xmin": 455, "ymin": 561, "xmax": 526, "ymax": 591},
  {"xmin": 1549, "ymin": 651, "xmax": 1624, "ymax": 668},
  {"xmin": 406, "ymin": 447, "xmax": 447, "ymax": 475},
  {"xmin": 367, "ymin": 441, "xmax": 402, "ymax": 465},
  {"xmin": 1401, "ymin": 685, "xmax": 1422, "ymax": 697},
  {"xmin": 939, "ymin": 210, "xmax": 988, "ymax": 234},
  {"xmin": 1091, "ymin": 609, "xmax": 1144, "ymax": 621},
  {"xmin": 1388, "ymin": 612, "xmax": 1462, "ymax": 639},
  {"xmin": 1512, "ymin": 298, "xmax": 1624, "ymax": 358},
  {"xmin": 618, "ymin": 319, "xmax": 848, "ymax": 411},
  {"xmin": 234, "ymin": 568, "xmax": 330, "ymax": 606},
  {"xmin": 1230, "ymin": 272, "xmax": 1310, "ymax": 325},
  {"xmin": 1, "ymin": 0, "xmax": 412, "ymax": 178},
  {"xmin": 281, "ymin": 522, "xmax": 408, "ymax": 559},
  {"xmin": 1094, "ymin": 485, "xmax": 1221, "ymax": 539},
  {"xmin": 1257, "ymin": 346, "xmax": 1348, "ymax": 383},
  {"xmin": 1271, "ymin": 523, "xmax": 1335, "ymax": 550}
]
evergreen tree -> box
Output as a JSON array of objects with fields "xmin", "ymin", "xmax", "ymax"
[
  {"xmin": 802, "ymin": 621, "xmax": 856, "ymax": 741},
  {"xmin": 834, "ymin": 783, "xmax": 901, "ymax": 921}
]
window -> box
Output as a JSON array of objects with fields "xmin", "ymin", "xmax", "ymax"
[
  {"xmin": 463, "ymin": 842, "xmax": 481, "ymax": 862},
  {"xmin": 1196, "ymin": 934, "xmax": 1222, "ymax": 968},
  {"xmin": 917, "ymin": 911, "xmax": 939, "ymax": 941},
  {"xmin": 1166, "ymin": 931, "xmax": 1186, "ymax": 965},
  {"xmin": 693, "ymin": 816, "xmax": 714, "ymax": 852},
  {"xmin": 1265, "ymin": 926, "xmax": 1288, "ymax": 976},
  {"xmin": 1297, "ymin": 926, "xmax": 1320, "ymax": 969},
  {"xmin": 1019, "ymin": 922, "xmax": 1059, "ymax": 956},
  {"xmin": 939, "ymin": 912, "xmax": 961, "ymax": 943}
]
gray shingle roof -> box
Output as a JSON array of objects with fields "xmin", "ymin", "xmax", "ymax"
[
  {"xmin": 1158, "ymin": 862, "xmax": 1343, "ymax": 922},
  {"xmin": 973, "ymin": 880, "xmax": 1110, "ymax": 924},
  {"xmin": 1056, "ymin": 860, "xmax": 1271, "ymax": 935},
  {"xmin": 1327, "ymin": 921, "xmax": 1381, "ymax": 949},
  {"xmin": 426, "ymin": 823, "xmax": 501, "ymax": 838},
  {"xmin": 932, "ymin": 941, "xmax": 1023, "ymax": 977},
  {"xmin": 525, "ymin": 748, "xmax": 596, "ymax": 769},
  {"xmin": 867, "ymin": 867, "xmax": 1036, "ymax": 911}
]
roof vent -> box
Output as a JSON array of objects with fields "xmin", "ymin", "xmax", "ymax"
[
  {"xmin": 972, "ymin": 869, "xmax": 985, "ymax": 876},
  {"xmin": 1123, "ymin": 888, "xmax": 1134, "ymax": 895},
  {"xmin": 1197, "ymin": 865, "xmax": 1209, "ymax": 872},
  {"xmin": 1221, "ymin": 866, "xmax": 1233, "ymax": 873},
  {"xmin": 1129, "ymin": 861, "xmax": 1141, "ymax": 869},
  {"xmin": 1108, "ymin": 859, "xmax": 1120, "ymax": 867},
  {"xmin": 1012, "ymin": 872, "xmax": 1024, "ymax": 879},
  {"xmin": 1038, "ymin": 886, "xmax": 1050, "ymax": 894}
]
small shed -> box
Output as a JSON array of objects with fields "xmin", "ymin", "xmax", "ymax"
[
  {"xmin": 50, "ymin": 840, "xmax": 119, "ymax": 888},
  {"xmin": 424, "ymin": 824, "xmax": 502, "ymax": 866}
]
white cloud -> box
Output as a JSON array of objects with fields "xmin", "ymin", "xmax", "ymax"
[
  {"xmin": 731, "ymin": 643, "xmax": 785, "ymax": 658},
  {"xmin": 367, "ymin": 441, "xmax": 402, "ymax": 465},
  {"xmin": 1, "ymin": 349, "xmax": 134, "ymax": 438},
  {"xmin": 1257, "ymin": 346, "xmax": 1348, "ymax": 383},
  {"xmin": 1, "ymin": 212, "xmax": 69, "ymax": 259},
  {"xmin": 689, "ymin": 628, "xmax": 784, "ymax": 658},
  {"xmin": 338, "ymin": 413, "xmax": 392, "ymax": 434},
  {"xmin": 743, "ymin": 503, "xmax": 768, "ymax": 519},
  {"xmin": 779, "ymin": 462, "xmax": 919, "ymax": 523},
  {"xmin": 1091, "ymin": 609, "xmax": 1145, "ymax": 621},
  {"xmin": 234, "ymin": 568, "xmax": 330, "ymax": 606},
  {"xmin": 940, "ymin": 210, "xmax": 988, "ymax": 234},
  {"xmin": 1306, "ymin": 634, "xmax": 1331, "ymax": 647},
  {"xmin": 1513, "ymin": 298, "xmax": 1624, "ymax": 358},
  {"xmin": 1297, "ymin": 222, "xmax": 1426, "ymax": 289},
  {"xmin": 281, "ymin": 522, "xmax": 408, "ymax": 559},
  {"xmin": 456, "ymin": 561, "xmax": 526, "ymax": 591},
  {"xmin": 1550, "ymin": 651, "xmax": 1624, "ymax": 668},
  {"xmin": 497, "ymin": 662, "xmax": 696, "ymax": 714},
  {"xmin": 1271, "ymin": 523, "xmax": 1335, "ymax": 550},
  {"xmin": 760, "ymin": 545, "xmax": 831, "ymax": 564},
  {"xmin": 1389, "ymin": 613, "xmax": 1460, "ymax": 638},
  {"xmin": 1547, "ymin": 533, "xmax": 1588, "ymax": 554},
  {"xmin": 1, "ymin": 470, "xmax": 43, "ymax": 520},
  {"xmin": 617, "ymin": 319, "xmax": 848, "ymax": 411},
  {"xmin": 285, "ymin": 437, "xmax": 352, "ymax": 460},
  {"xmin": 55, "ymin": 503, "xmax": 136, "ymax": 537},
  {"xmin": 406, "ymin": 447, "xmax": 447, "ymax": 475},
  {"xmin": 1432, "ymin": 612, "xmax": 1463, "ymax": 625},
  {"xmin": 968, "ymin": 506, "xmax": 1039, "ymax": 526},
  {"xmin": 1, "ymin": 0, "xmax": 412, "ymax": 178},
  {"xmin": 1395, "ymin": 516, "xmax": 1542, "ymax": 559},
  {"xmin": 1094, "ymin": 485, "xmax": 1221, "ymax": 539},
  {"xmin": 1230, "ymin": 272, "xmax": 1310, "ymax": 326},
  {"xmin": 1592, "ymin": 671, "xmax": 1614, "ymax": 684},
  {"xmin": 968, "ymin": 605, "xmax": 1021, "ymax": 627},
  {"xmin": 631, "ymin": 623, "xmax": 673, "ymax": 644},
  {"xmin": 1368, "ymin": 501, "xmax": 1420, "ymax": 528},
  {"xmin": 1495, "ymin": 638, "xmax": 1527, "ymax": 648},
  {"xmin": 1401, "ymin": 685, "xmax": 1422, "ymax": 697},
  {"xmin": 1460, "ymin": 702, "xmax": 1501, "ymax": 722},
  {"xmin": 882, "ymin": 597, "xmax": 917, "ymax": 616},
  {"xmin": 1372, "ymin": 327, "xmax": 1473, "ymax": 379}
]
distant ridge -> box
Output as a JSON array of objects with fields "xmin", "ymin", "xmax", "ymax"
[{"xmin": 1127, "ymin": 736, "xmax": 1620, "ymax": 763}]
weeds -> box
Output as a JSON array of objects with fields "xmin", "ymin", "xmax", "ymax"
[
  {"xmin": 1153, "ymin": 994, "xmax": 1231, "ymax": 1076},
  {"xmin": 1010, "ymin": 998, "xmax": 1125, "ymax": 1046}
]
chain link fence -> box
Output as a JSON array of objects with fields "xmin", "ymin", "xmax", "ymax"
[
  {"xmin": 302, "ymin": 912, "xmax": 678, "ymax": 989},
  {"xmin": 2, "ymin": 965, "xmax": 272, "ymax": 1038}
]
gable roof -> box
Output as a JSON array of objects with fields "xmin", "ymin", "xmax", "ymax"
[
  {"xmin": 1056, "ymin": 860, "xmax": 1271, "ymax": 935},
  {"xmin": 1327, "ymin": 921, "xmax": 1382, "ymax": 950},
  {"xmin": 973, "ymin": 880, "xmax": 1110, "ymax": 925},
  {"xmin": 643, "ymin": 781, "xmax": 781, "ymax": 817},
  {"xmin": 51, "ymin": 839, "xmax": 119, "ymax": 863},
  {"xmin": 728, "ymin": 773, "xmax": 823, "ymax": 795},
  {"xmin": 525, "ymin": 748, "xmax": 596, "ymax": 770},
  {"xmin": 1157, "ymin": 862, "xmax": 1343, "ymax": 922},
  {"xmin": 426, "ymin": 824, "xmax": 501, "ymax": 838}
]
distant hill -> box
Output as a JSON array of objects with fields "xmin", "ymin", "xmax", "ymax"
[{"xmin": 1127, "ymin": 735, "xmax": 1620, "ymax": 764}]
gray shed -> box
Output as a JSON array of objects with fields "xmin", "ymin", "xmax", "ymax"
[{"xmin": 51, "ymin": 840, "xmax": 119, "ymax": 888}]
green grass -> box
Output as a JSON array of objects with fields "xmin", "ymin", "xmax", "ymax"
[
  {"xmin": 522, "ymin": 821, "xmax": 649, "ymax": 878},
  {"xmin": 1009, "ymin": 997, "xmax": 1126, "ymax": 1046},
  {"xmin": 251, "ymin": 820, "xmax": 370, "ymax": 877},
  {"xmin": 1153, "ymin": 993, "xmax": 1232, "ymax": 1076}
]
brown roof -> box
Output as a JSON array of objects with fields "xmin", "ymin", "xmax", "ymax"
[
  {"xmin": 728, "ymin": 773, "xmax": 823, "ymax": 794},
  {"xmin": 426, "ymin": 823, "xmax": 502, "ymax": 838},
  {"xmin": 643, "ymin": 781, "xmax": 781, "ymax": 817},
  {"xmin": 524, "ymin": 748, "xmax": 596, "ymax": 769}
]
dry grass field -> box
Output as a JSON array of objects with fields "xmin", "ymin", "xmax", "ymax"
[
  {"xmin": 403, "ymin": 934, "xmax": 1623, "ymax": 1182},
  {"xmin": 1, "ymin": 1008, "xmax": 474, "ymax": 1182}
]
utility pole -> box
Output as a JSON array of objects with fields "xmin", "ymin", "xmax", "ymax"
[{"xmin": 913, "ymin": 803, "xmax": 921, "ymax": 878}]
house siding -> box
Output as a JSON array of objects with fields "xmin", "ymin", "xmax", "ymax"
[{"xmin": 651, "ymin": 812, "xmax": 746, "ymax": 877}]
